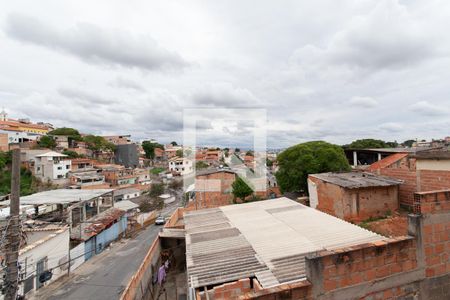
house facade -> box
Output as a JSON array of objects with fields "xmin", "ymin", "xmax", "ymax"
[
  {"xmin": 308, "ymin": 172, "xmax": 402, "ymax": 223},
  {"xmin": 34, "ymin": 151, "xmax": 72, "ymax": 185},
  {"xmin": 169, "ymin": 157, "xmax": 193, "ymax": 175}
]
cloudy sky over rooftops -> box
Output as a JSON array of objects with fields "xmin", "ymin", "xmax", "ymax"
[{"xmin": 1, "ymin": 0, "xmax": 449, "ymax": 148}]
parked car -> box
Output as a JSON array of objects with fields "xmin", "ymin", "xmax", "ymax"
[{"xmin": 155, "ymin": 215, "xmax": 166, "ymax": 225}]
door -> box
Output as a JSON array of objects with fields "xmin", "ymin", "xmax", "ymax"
[{"xmin": 36, "ymin": 258, "xmax": 46, "ymax": 289}]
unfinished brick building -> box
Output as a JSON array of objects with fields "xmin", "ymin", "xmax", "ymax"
[
  {"xmin": 179, "ymin": 195, "xmax": 450, "ymax": 300},
  {"xmin": 368, "ymin": 151, "xmax": 450, "ymax": 209},
  {"xmin": 192, "ymin": 169, "xmax": 236, "ymax": 209},
  {"xmin": 308, "ymin": 172, "xmax": 402, "ymax": 222}
]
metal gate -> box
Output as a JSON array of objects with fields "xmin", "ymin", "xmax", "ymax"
[{"xmin": 35, "ymin": 258, "xmax": 46, "ymax": 289}]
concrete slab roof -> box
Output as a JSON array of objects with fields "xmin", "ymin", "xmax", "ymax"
[
  {"xmin": 20, "ymin": 189, "xmax": 113, "ymax": 205},
  {"xmin": 114, "ymin": 200, "xmax": 139, "ymax": 211},
  {"xmin": 184, "ymin": 198, "xmax": 386, "ymax": 289},
  {"xmin": 309, "ymin": 172, "xmax": 403, "ymax": 189}
]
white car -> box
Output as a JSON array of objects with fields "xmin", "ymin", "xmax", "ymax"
[{"xmin": 155, "ymin": 216, "xmax": 166, "ymax": 225}]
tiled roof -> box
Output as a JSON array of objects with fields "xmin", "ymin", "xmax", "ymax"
[{"xmin": 184, "ymin": 198, "xmax": 385, "ymax": 289}]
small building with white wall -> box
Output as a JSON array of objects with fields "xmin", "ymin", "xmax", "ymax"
[
  {"xmin": 34, "ymin": 151, "xmax": 72, "ymax": 185},
  {"xmin": 169, "ymin": 157, "xmax": 193, "ymax": 175}
]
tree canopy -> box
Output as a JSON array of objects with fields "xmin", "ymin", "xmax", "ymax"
[
  {"xmin": 232, "ymin": 177, "xmax": 253, "ymax": 202},
  {"xmin": 343, "ymin": 139, "xmax": 398, "ymax": 149},
  {"xmin": 170, "ymin": 141, "xmax": 178, "ymax": 146},
  {"xmin": 62, "ymin": 150, "xmax": 80, "ymax": 158},
  {"xmin": 142, "ymin": 141, "xmax": 164, "ymax": 159},
  {"xmin": 402, "ymin": 139, "xmax": 415, "ymax": 147},
  {"xmin": 38, "ymin": 135, "xmax": 57, "ymax": 149},
  {"xmin": 176, "ymin": 149, "xmax": 184, "ymax": 157},
  {"xmin": 275, "ymin": 141, "xmax": 351, "ymax": 193},
  {"xmin": 83, "ymin": 135, "xmax": 116, "ymax": 152},
  {"xmin": 48, "ymin": 127, "xmax": 82, "ymax": 140}
]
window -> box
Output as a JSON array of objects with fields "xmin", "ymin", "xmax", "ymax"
[
  {"xmin": 57, "ymin": 166, "xmax": 62, "ymax": 170},
  {"xmin": 66, "ymin": 165, "xmax": 70, "ymax": 169}
]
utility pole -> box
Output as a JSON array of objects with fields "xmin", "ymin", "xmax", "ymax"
[{"xmin": 4, "ymin": 147, "xmax": 21, "ymax": 300}]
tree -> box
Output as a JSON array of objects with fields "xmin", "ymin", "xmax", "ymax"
[
  {"xmin": 275, "ymin": 141, "xmax": 351, "ymax": 193},
  {"xmin": 402, "ymin": 140, "xmax": 415, "ymax": 147},
  {"xmin": 235, "ymin": 148, "xmax": 240, "ymax": 153},
  {"xmin": 245, "ymin": 150, "xmax": 254, "ymax": 156},
  {"xmin": 343, "ymin": 139, "xmax": 387, "ymax": 149},
  {"xmin": 38, "ymin": 136, "xmax": 57, "ymax": 149},
  {"xmin": 138, "ymin": 198, "xmax": 153, "ymax": 213},
  {"xmin": 232, "ymin": 177, "xmax": 253, "ymax": 202},
  {"xmin": 196, "ymin": 161, "xmax": 209, "ymax": 169},
  {"xmin": 170, "ymin": 141, "xmax": 178, "ymax": 146},
  {"xmin": 176, "ymin": 149, "xmax": 183, "ymax": 157},
  {"xmin": 266, "ymin": 158, "xmax": 273, "ymax": 167},
  {"xmin": 149, "ymin": 183, "xmax": 165, "ymax": 197},
  {"xmin": 142, "ymin": 141, "xmax": 164, "ymax": 159},
  {"xmin": 62, "ymin": 150, "xmax": 80, "ymax": 158},
  {"xmin": 0, "ymin": 151, "xmax": 11, "ymax": 171},
  {"xmin": 48, "ymin": 127, "xmax": 82, "ymax": 140},
  {"xmin": 83, "ymin": 135, "xmax": 116, "ymax": 152}
]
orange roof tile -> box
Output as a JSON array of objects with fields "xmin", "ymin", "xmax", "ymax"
[{"xmin": 367, "ymin": 153, "xmax": 408, "ymax": 171}]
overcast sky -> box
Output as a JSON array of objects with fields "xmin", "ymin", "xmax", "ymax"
[{"xmin": 1, "ymin": 0, "xmax": 449, "ymax": 148}]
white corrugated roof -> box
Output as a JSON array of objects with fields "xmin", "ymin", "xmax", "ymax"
[
  {"xmin": 185, "ymin": 197, "xmax": 386, "ymax": 289},
  {"xmin": 114, "ymin": 200, "xmax": 139, "ymax": 211},
  {"xmin": 35, "ymin": 151, "xmax": 68, "ymax": 157},
  {"xmin": 20, "ymin": 189, "xmax": 113, "ymax": 205}
]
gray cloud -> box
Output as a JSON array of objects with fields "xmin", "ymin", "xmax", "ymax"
[
  {"xmin": 191, "ymin": 83, "xmax": 260, "ymax": 107},
  {"xmin": 5, "ymin": 13, "xmax": 187, "ymax": 71},
  {"xmin": 348, "ymin": 96, "xmax": 378, "ymax": 108},
  {"xmin": 409, "ymin": 101, "xmax": 448, "ymax": 116},
  {"xmin": 108, "ymin": 77, "xmax": 146, "ymax": 92},
  {"xmin": 57, "ymin": 87, "xmax": 113, "ymax": 105}
]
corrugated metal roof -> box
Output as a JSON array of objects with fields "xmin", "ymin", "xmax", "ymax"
[
  {"xmin": 185, "ymin": 198, "xmax": 385, "ymax": 289},
  {"xmin": 309, "ymin": 172, "xmax": 402, "ymax": 189},
  {"xmin": 20, "ymin": 189, "xmax": 113, "ymax": 205}
]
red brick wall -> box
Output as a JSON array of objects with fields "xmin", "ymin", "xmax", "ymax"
[
  {"xmin": 194, "ymin": 172, "xmax": 235, "ymax": 209},
  {"xmin": 319, "ymin": 238, "xmax": 417, "ymax": 293},
  {"xmin": 414, "ymin": 190, "xmax": 450, "ymax": 278},
  {"xmin": 311, "ymin": 176, "xmax": 398, "ymax": 222},
  {"xmin": 379, "ymin": 168, "xmax": 417, "ymax": 207},
  {"xmin": 420, "ymin": 170, "xmax": 450, "ymax": 192}
]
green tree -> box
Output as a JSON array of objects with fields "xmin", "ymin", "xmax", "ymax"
[
  {"xmin": 38, "ymin": 136, "xmax": 57, "ymax": 149},
  {"xmin": 83, "ymin": 135, "xmax": 116, "ymax": 152},
  {"xmin": 344, "ymin": 139, "xmax": 387, "ymax": 149},
  {"xmin": 142, "ymin": 141, "xmax": 164, "ymax": 159},
  {"xmin": 62, "ymin": 150, "xmax": 79, "ymax": 158},
  {"xmin": 232, "ymin": 177, "xmax": 253, "ymax": 202},
  {"xmin": 402, "ymin": 140, "xmax": 415, "ymax": 147},
  {"xmin": 245, "ymin": 150, "xmax": 254, "ymax": 156},
  {"xmin": 235, "ymin": 148, "xmax": 240, "ymax": 153},
  {"xmin": 266, "ymin": 158, "xmax": 273, "ymax": 167},
  {"xmin": 149, "ymin": 183, "xmax": 165, "ymax": 197},
  {"xmin": 170, "ymin": 141, "xmax": 178, "ymax": 146},
  {"xmin": 176, "ymin": 149, "xmax": 183, "ymax": 157},
  {"xmin": 0, "ymin": 151, "xmax": 12, "ymax": 171},
  {"xmin": 196, "ymin": 161, "xmax": 209, "ymax": 169},
  {"xmin": 275, "ymin": 141, "xmax": 351, "ymax": 193},
  {"xmin": 48, "ymin": 127, "xmax": 82, "ymax": 140}
]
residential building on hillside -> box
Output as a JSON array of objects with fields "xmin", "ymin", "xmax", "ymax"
[
  {"xmin": 368, "ymin": 150, "xmax": 450, "ymax": 208},
  {"xmin": 103, "ymin": 135, "xmax": 132, "ymax": 145},
  {"xmin": 0, "ymin": 109, "xmax": 52, "ymax": 134},
  {"xmin": 34, "ymin": 151, "xmax": 72, "ymax": 185},
  {"xmin": 113, "ymin": 188, "xmax": 141, "ymax": 202},
  {"xmin": 193, "ymin": 169, "xmax": 236, "ymax": 209},
  {"xmin": 308, "ymin": 172, "xmax": 402, "ymax": 222},
  {"xmin": 96, "ymin": 164, "xmax": 138, "ymax": 186},
  {"xmin": 169, "ymin": 157, "xmax": 193, "ymax": 176},
  {"xmin": 344, "ymin": 147, "xmax": 435, "ymax": 167},
  {"xmin": 0, "ymin": 132, "xmax": 7, "ymax": 151},
  {"xmin": 114, "ymin": 143, "xmax": 139, "ymax": 168}
]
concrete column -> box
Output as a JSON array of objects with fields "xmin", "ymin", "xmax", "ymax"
[
  {"xmin": 305, "ymin": 254, "xmax": 324, "ymax": 299},
  {"xmin": 97, "ymin": 198, "xmax": 100, "ymax": 214},
  {"xmin": 377, "ymin": 153, "xmax": 382, "ymax": 161},
  {"xmin": 82, "ymin": 203, "xmax": 87, "ymax": 221},
  {"xmin": 353, "ymin": 151, "xmax": 358, "ymax": 167}
]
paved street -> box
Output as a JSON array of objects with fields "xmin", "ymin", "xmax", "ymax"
[{"xmin": 34, "ymin": 200, "xmax": 181, "ymax": 300}]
